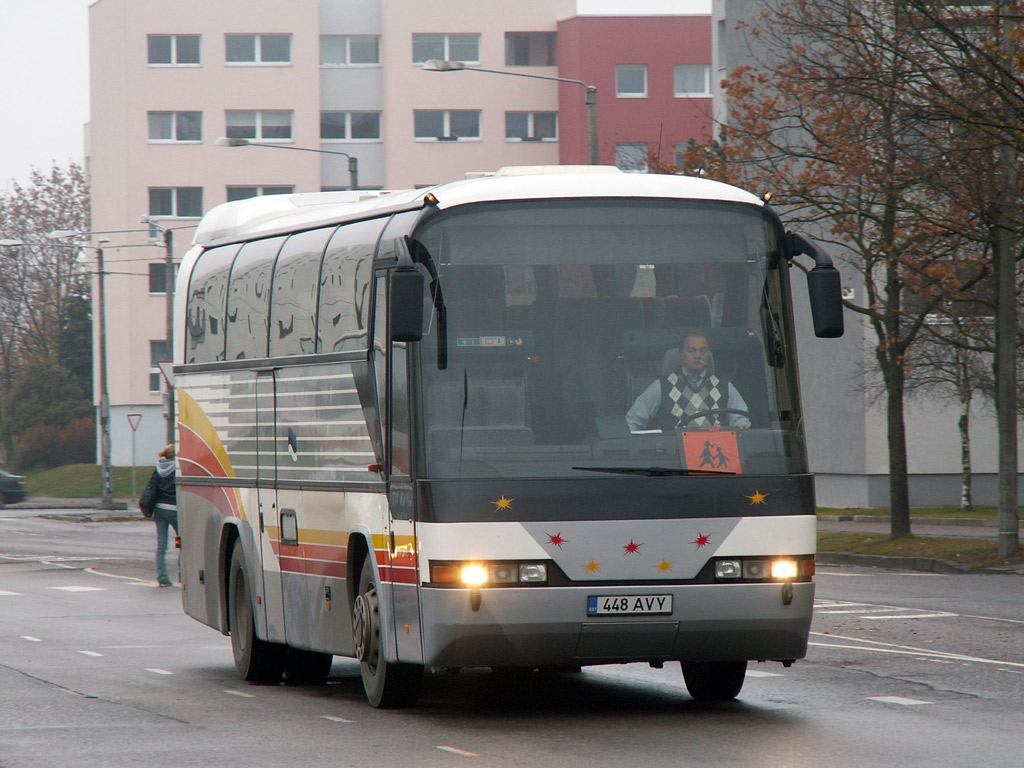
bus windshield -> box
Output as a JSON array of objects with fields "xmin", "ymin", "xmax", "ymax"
[{"xmin": 411, "ymin": 198, "xmax": 807, "ymax": 480}]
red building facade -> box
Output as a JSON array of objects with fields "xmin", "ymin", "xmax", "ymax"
[{"xmin": 557, "ymin": 15, "xmax": 713, "ymax": 168}]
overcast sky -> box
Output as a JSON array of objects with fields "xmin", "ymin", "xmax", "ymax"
[{"xmin": 0, "ymin": 0, "xmax": 711, "ymax": 193}]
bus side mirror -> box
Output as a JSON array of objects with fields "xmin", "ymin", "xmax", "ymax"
[
  {"xmin": 390, "ymin": 269, "xmax": 424, "ymax": 342},
  {"xmin": 788, "ymin": 231, "xmax": 845, "ymax": 339},
  {"xmin": 806, "ymin": 265, "xmax": 844, "ymax": 338}
]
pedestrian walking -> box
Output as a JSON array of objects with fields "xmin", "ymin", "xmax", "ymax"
[{"xmin": 148, "ymin": 444, "xmax": 179, "ymax": 587}]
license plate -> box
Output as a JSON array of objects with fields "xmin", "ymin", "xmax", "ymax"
[{"xmin": 587, "ymin": 595, "xmax": 673, "ymax": 616}]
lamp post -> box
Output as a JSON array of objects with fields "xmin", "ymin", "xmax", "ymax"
[
  {"xmin": 215, "ymin": 137, "xmax": 360, "ymax": 189},
  {"xmin": 139, "ymin": 218, "xmax": 178, "ymax": 445},
  {"xmin": 422, "ymin": 59, "xmax": 599, "ymax": 165}
]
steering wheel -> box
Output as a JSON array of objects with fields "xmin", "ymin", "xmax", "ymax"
[{"xmin": 677, "ymin": 408, "xmax": 751, "ymax": 427}]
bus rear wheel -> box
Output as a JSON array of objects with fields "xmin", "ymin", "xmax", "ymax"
[
  {"xmin": 681, "ymin": 660, "xmax": 747, "ymax": 701},
  {"xmin": 284, "ymin": 648, "xmax": 334, "ymax": 685},
  {"xmin": 228, "ymin": 538, "xmax": 286, "ymax": 682},
  {"xmin": 352, "ymin": 557, "xmax": 423, "ymax": 708}
]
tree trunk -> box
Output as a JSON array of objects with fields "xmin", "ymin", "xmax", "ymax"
[
  {"xmin": 886, "ymin": 369, "xmax": 912, "ymax": 537},
  {"xmin": 958, "ymin": 403, "xmax": 972, "ymax": 512}
]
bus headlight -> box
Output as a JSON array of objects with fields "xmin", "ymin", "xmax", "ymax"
[
  {"xmin": 713, "ymin": 556, "xmax": 813, "ymax": 583},
  {"xmin": 430, "ymin": 561, "xmax": 549, "ymax": 587}
]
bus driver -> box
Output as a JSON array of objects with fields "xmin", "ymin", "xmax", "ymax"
[{"xmin": 626, "ymin": 331, "xmax": 751, "ymax": 432}]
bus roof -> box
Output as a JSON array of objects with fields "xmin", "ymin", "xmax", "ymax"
[{"xmin": 191, "ymin": 167, "xmax": 765, "ymax": 246}]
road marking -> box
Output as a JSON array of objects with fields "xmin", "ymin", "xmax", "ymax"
[
  {"xmin": 21, "ymin": 635, "xmax": 42, "ymax": 642},
  {"xmin": 810, "ymin": 632, "xmax": 1024, "ymax": 669},
  {"xmin": 746, "ymin": 670, "xmax": 782, "ymax": 678},
  {"xmin": 861, "ymin": 613, "xmax": 957, "ymax": 620},
  {"xmin": 225, "ymin": 689, "xmax": 256, "ymax": 698},
  {"xmin": 321, "ymin": 715, "xmax": 355, "ymax": 723},
  {"xmin": 146, "ymin": 668, "xmax": 173, "ymax": 675},
  {"xmin": 78, "ymin": 651, "xmax": 104, "ymax": 657},
  {"xmin": 869, "ymin": 696, "xmax": 932, "ymax": 706},
  {"xmin": 0, "ymin": 590, "xmax": 23, "ymax": 596},
  {"xmin": 436, "ymin": 746, "xmax": 479, "ymax": 758},
  {"xmin": 49, "ymin": 585, "xmax": 106, "ymax": 592}
]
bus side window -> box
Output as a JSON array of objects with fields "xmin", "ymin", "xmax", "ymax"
[
  {"xmin": 269, "ymin": 227, "xmax": 334, "ymax": 357},
  {"xmin": 186, "ymin": 243, "xmax": 241, "ymax": 363},
  {"xmin": 317, "ymin": 218, "xmax": 388, "ymax": 354},
  {"xmin": 226, "ymin": 236, "xmax": 286, "ymax": 360}
]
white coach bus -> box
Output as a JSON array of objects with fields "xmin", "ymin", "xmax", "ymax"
[{"xmin": 173, "ymin": 166, "xmax": 843, "ymax": 708}]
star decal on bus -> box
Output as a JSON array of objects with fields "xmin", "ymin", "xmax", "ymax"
[
  {"xmin": 655, "ymin": 559, "xmax": 674, "ymax": 572},
  {"xmin": 691, "ymin": 532, "xmax": 711, "ymax": 549},
  {"xmin": 546, "ymin": 532, "xmax": 568, "ymax": 549},
  {"xmin": 582, "ymin": 559, "xmax": 602, "ymax": 573},
  {"xmin": 491, "ymin": 495, "xmax": 515, "ymax": 511},
  {"xmin": 623, "ymin": 539, "xmax": 643, "ymax": 555},
  {"xmin": 746, "ymin": 490, "xmax": 769, "ymax": 505}
]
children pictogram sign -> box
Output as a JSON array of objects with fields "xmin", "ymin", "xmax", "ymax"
[{"xmin": 681, "ymin": 430, "xmax": 742, "ymax": 473}]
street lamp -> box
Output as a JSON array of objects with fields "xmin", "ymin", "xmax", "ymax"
[
  {"xmin": 215, "ymin": 137, "xmax": 360, "ymax": 190},
  {"xmin": 422, "ymin": 59, "xmax": 599, "ymax": 165},
  {"xmin": 139, "ymin": 217, "xmax": 179, "ymax": 446}
]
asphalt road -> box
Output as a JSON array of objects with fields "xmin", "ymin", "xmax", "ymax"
[{"xmin": 1, "ymin": 510, "xmax": 1021, "ymax": 767}]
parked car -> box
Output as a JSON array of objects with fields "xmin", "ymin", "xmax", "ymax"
[{"xmin": 0, "ymin": 470, "xmax": 28, "ymax": 504}]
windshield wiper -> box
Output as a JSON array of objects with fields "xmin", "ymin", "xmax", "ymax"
[{"xmin": 572, "ymin": 466, "xmax": 735, "ymax": 477}]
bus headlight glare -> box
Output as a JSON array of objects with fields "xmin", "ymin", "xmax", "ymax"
[
  {"xmin": 460, "ymin": 564, "xmax": 488, "ymax": 586},
  {"xmin": 771, "ymin": 559, "xmax": 799, "ymax": 581}
]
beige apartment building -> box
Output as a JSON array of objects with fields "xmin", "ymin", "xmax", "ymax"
[{"xmin": 86, "ymin": 0, "xmax": 714, "ymax": 466}]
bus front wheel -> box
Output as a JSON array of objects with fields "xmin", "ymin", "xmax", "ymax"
[
  {"xmin": 681, "ymin": 660, "xmax": 747, "ymax": 701},
  {"xmin": 228, "ymin": 538, "xmax": 286, "ymax": 682},
  {"xmin": 352, "ymin": 557, "xmax": 423, "ymax": 708}
]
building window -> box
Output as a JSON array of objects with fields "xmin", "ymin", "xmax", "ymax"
[
  {"xmin": 226, "ymin": 186, "xmax": 295, "ymax": 202},
  {"xmin": 225, "ymin": 33, "xmax": 291, "ymax": 64},
  {"xmin": 148, "ymin": 34, "xmax": 200, "ymax": 65},
  {"xmin": 616, "ymin": 142, "xmax": 648, "ymax": 172},
  {"xmin": 320, "ymin": 35, "xmax": 380, "ymax": 65},
  {"xmin": 505, "ymin": 112, "xmax": 557, "ymax": 141},
  {"xmin": 320, "ymin": 111, "xmax": 381, "ymax": 140},
  {"xmin": 505, "ymin": 32, "xmax": 556, "ymax": 66},
  {"xmin": 412, "ymin": 33, "xmax": 479, "ymax": 64},
  {"xmin": 149, "ymin": 187, "xmax": 203, "ymax": 218},
  {"xmin": 414, "ymin": 110, "xmax": 480, "ymax": 141},
  {"xmin": 148, "ymin": 111, "xmax": 202, "ymax": 142},
  {"xmin": 225, "ymin": 110, "xmax": 293, "ymax": 140},
  {"xmin": 674, "ymin": 65, "xmax": 711, "ymax": 96},
  {"xmin": 616, "ymin": 65, "xmax": 647, "ymax": 97},
  {"xmin": 150, "ymin": 340, "xmax": 168, "ymax": 392}
]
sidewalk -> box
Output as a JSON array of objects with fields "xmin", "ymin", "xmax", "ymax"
[{"xmin": 817, "ymin": 514, "xmax": 1024, "ymax": 575}]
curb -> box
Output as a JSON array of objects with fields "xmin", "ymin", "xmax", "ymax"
[
  {"xmin": 820, "ymin": 514, "xmax": 998, "ymax": 527},
  {"xmin": 817, "ymin": 551, "xmax": 1022, "ymax": 576}
]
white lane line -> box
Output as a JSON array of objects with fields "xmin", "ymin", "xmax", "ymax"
[
  {"xmin": 78, "ymin": 651, "xmax": 104, "ymax": 657},
  {"xmin": 436, "ymin": 746, "xmax": 479, "ymax": 758},
  {"xmin": 49, "ymin": 585, "xmax": 106, "ymax": 592},
  {"xmin": 862, "ymin": 613, "xmax": 957, "ymax": 620},
  {"xmin": 225, "ymin": 689, "xmax": 256, "ymax": 698},
  {"xmin": 321, "ymin": 715, "xmax": 355, "ymax": 723},
  {"xmin": 810, "ymin": 632, "xmax": 1024, "ymax": 668},
  {"xmin": 146, "ymin": 668, "xmax": 173, "ymax": 675},
  {"xmin": 0, "ymin": 590, "xmax": 23, "ymax": 596},
  {"xmin": 746, "ymin": 670, "xmax": 783, "ymax": 678},
  {"xmin": 869, "ymin": 696, "xmax": 932, "ymax": 706},
  {"xmin": 21, "ymin": 635, "xmax": 42, "ymax": 642}
]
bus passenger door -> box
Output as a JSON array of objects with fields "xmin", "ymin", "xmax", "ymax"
[
  {"xmin": 255, "ymin": 369, "xmax": 287, "ymax": 644},
  {"xmin": 376, "ymin": 272, "xmax": 422, "ymax": 663}
]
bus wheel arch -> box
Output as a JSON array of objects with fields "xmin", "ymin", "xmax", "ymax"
[
  {"xmin": 351, "ymin": 554, "xmax": 423, "ymax": 708},
  {"xmin": 226, "ymin": 537, "xmax": 286, "ymax": 682}
]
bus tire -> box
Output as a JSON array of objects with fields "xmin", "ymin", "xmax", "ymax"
[
  {"xmin": 681, "ymin": 660, "xmax": 747, "ymax": 702},
  {"xmin": 228, "ymin": 538, "xmax": 285, "ymax": 683},
  {"xmin": 352, "ymin": 557, "xmax": 423, "ymax": 708},
  {"xmin": 284, "ymin": 648, "xmax": 334, "ymax": 685}
]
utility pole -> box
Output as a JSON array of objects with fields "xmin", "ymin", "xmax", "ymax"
[
  {"xmin": 164, "ymin": 227, "xmax": 175, "ymax": 445},
  {"xmin": 96, "ymin": 242, "xmax": 115, "ymax": 508}
]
